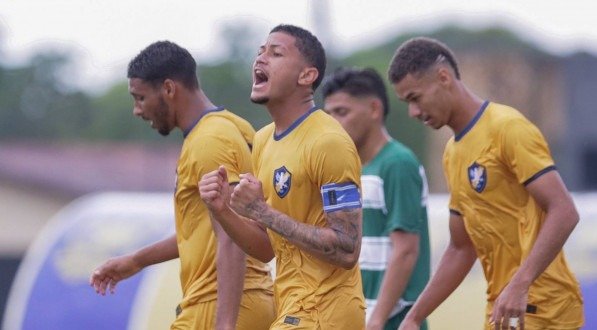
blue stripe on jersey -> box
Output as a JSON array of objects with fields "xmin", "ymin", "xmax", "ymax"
[
  {"xmin": 321, "ymin": 182, "xmax": 362, "ymax": 212},
  {"xmin": 523, "ymin": 165, "xmax": 557, "ymax": 186},
  {"xmin": 183, "ymin": 106, "xmax": 225, "ymax": 138},
  {"xmin": 273, "ymin": 106, "xmax": 319, "ymax": 141},
  {"xmin": 455, "ymin": 100, "xmax": 489, "ymax": 142}
]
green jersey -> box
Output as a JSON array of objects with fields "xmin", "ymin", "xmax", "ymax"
[{"xmin": 359, "ymin": 139, "xmax": 431, "ymax": 324}]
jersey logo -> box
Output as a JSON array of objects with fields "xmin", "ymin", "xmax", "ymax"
[
  {"xmin": 273, "ymin": 166, "xmax": 292, "ymax": 198},
  {"xmin": 468, "ymin": 162, "xmax": 487, "ymax": 193},
  {"xmin": 283, "ymin": 315, "xmax": 300, "ymax": 325}
]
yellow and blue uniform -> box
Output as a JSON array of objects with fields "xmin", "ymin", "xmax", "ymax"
[
  {"xmin": 252, "ymin": 107, "xmax": 366, "ymax": 329},
  {"xmin": 172, "ymin": 108, "xmax": 275, "ymax": 329},
  {"xmin": 443, "ymin": 101, "xmax": 584, "ymax": 329}
]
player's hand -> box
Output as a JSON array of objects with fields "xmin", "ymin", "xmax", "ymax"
[
  {"xmin": 489, "ymin": 281, "xmax": 527, "ymax": 329},
  {"xmin": 89, "ymin": 255, "xmax": 141, "ymax": 295},
  {"xmin": 230, "ymin": 173, "xmax": 267, "ymax": 220},
  {"xmin": 199, "ymin": 166, "xmax": 232, "ymax": 213}
]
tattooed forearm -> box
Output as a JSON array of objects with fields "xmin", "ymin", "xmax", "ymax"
[
  {"xmin": 243, "ymin": 199, "xmax": 269, "ymax": 220},
  {"xmin": 257, "ymin": 207, "xmax": 362, "ymax": 268},
  {"xmin": 329, "ymin": 210, "xmax": 360, "ymax": 254}
]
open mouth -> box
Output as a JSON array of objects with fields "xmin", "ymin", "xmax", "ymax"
[
  {"xmin": 142, "ymin": 117, "xmax": 154, "ymax": 127},
  {"xmin": 254, "ymin": 68, "xmax": 269, "ymax": 86}
]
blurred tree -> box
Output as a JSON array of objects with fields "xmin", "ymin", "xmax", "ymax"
[
  {"xmin": 87, "ymin": 81, "xmax": 178, "ymax": 142},
  {"xmin": 0, "ymin": 52, "xmax": 93, "ymax": 140},
  {"xmin": 219, "ymin": 20, "xmax": 264, "ymax": 67},
  {"xmin": 0, "ymin": 23, "xmax": 551, "ymax": 150}
]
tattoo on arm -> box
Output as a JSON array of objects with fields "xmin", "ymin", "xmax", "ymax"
[
  {"xmin": 327, "ymin": 209, "xmax": 361, "ymax": 255},
  {"xmin": 257, "ymin": 207, "xmax": 361, "ymax": 267}
]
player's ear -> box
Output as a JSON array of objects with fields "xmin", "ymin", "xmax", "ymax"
[
  {"xmin": 162, "ymin": 79, "xmax": 176, "ymax": 99},
  {"xmin": 298, "ymin": 67, "xmax": 318, "ymax": 87},
  {"xmin": 437, "ymin": 66, "xmax": 453, "ymax": 86},
  {"xmin": 370, "ymin": 98, "xmax": 384, "ymax": 120}
]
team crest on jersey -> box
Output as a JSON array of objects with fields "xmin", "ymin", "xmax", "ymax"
[
  {"xmin": 273, "ymin": 166, "xmax": 292, "ymax": 198},
  {"xmin": 468, "ymin": 162, "xmax": 487, "ymax": 193}
]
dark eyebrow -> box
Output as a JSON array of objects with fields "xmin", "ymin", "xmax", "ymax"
[
  {"xmin": 259, "ymin": 43, "xmax": 286, "ymax": 52},
  {"xmin": 328, "ymin": 105, "xmax": 346, "ymax": 112},
  {"xmin": 403, "ymin": 92, "xmax": 416, "ymax": 102}
]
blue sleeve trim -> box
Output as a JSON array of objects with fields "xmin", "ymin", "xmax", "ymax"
[
  {"xmin": 321, "ymin": 182, "xmax": 362, "ymax": 212},
  {"xmin": 523, "ymin": 165, "xmax": 557, "ymax": 186}
]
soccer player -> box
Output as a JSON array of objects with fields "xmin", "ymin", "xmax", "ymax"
[
  {"xmin": 322, "ymin": 67, "xmax": 431, "ymax": 330},
  {"xmin": 89, "ymin": 41, "xmax": 274, "ymax": 330},
  {"xmin": 199, "ymin": 25, "xmax": 366, "ymax": 329},
  {"xmin": 388, "ymin": 37, "xmax": 584, "ymax": 330}
]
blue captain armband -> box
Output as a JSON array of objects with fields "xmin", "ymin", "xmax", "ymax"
[{"xmin": 321, "ymin": 182, "xmax": 362, "ymax": 213}]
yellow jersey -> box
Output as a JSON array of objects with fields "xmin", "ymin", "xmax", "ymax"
[
  {"xmin": 252, "ymin": 108, "xmax": 366, "ymax": 327},
  {"xmin": 443, "ymin": 101, "xmax": 583, "ymax": 328},
  {"xmin": 175, "ymin": 108, "xmax": 273, "ymax": 309}
]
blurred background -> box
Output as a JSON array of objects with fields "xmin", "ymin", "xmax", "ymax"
[{"xmin": 1, "ymin": 0, "xmax": 596, "ymax": 329}]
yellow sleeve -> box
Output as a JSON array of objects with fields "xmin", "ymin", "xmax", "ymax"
[
  {"xmin": 188, "ymin": 133, "xmax": 251, "ymax": 184},
  {"xmin": 499, "ymin": 117, "xmax": 555, "ymax": 185},
  {"xmin": 306, "ymin": 132, "xmax": 362, "ymax": 189}
]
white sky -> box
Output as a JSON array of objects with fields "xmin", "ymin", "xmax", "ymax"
[{"xmin": 2, "ymin": 0, "xmax": 596, "ymax": 92}]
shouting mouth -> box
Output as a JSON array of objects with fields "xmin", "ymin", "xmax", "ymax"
[{"xmin": 254, "ymin": 68, "xmax": 269, "ymax": 87}]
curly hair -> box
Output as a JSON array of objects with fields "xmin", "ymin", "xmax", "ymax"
[
  {"xmin": 127, "ymin": 40, "xmax": 199, "ymax": 89},
  {"xmin": 388, "ymin": 37, "xmax": 460, "ymax": 83}
]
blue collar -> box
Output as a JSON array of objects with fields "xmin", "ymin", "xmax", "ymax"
[
  {"xmin": 273, "ymin": 106, "xmax": 319, "ymax": 141},
  {"xmin": 455, "ymin": 101, "xmax": 489, "ymax": 142},
  {"xmin": 183, "ymin": 106, "xmax": 225, "ymax": 138}
]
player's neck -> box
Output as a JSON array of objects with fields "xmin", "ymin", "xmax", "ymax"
[
  {"xmin": 177, "ymin": 89, "xmax": 216, "ymax": 134},
  {"xmin": 448, "ymin": 87, "xmax": 485, "ymax": 136},
  {"xmin": 267, "ymin": 95, "xmax": 316, "ymax": 135},
  {"xmin": 358, "ymin": 127, "xmax": 390, "ymax": 166}
]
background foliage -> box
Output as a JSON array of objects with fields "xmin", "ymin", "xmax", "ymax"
[{"xmin": 0, "ymin": 24, "xmax": 548, "ymax": 162}]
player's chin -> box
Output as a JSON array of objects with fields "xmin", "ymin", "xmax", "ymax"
[
  {"xmin": 424, "ymin": 120, "xmax": 442, "ymax": 130},
  {"xmin": 250, "ymin": 94, "xmax": 269, "ymax": 105},
  {"xmin": 157, "ymin": 127, "xmax": 171, "ymax": 136},
  {"xmin": 431, "ymin": 122, "xmax": 445, "ymax": 130}
]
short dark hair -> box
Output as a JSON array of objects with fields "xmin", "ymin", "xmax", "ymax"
[
  {"xmin": 388, "ymin": 37, "xmax": 460, "ymax": 83},
  {"xmin": 127, "ymin": 41, "xmax": 199, "ymax": 89},
  {"xmin": 270, "ymin": 24, "xmax": 326, "ymax": 90},
  {"xmin": 321, "ymin": 67, "xmax": 389, "ymax": 119}
]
